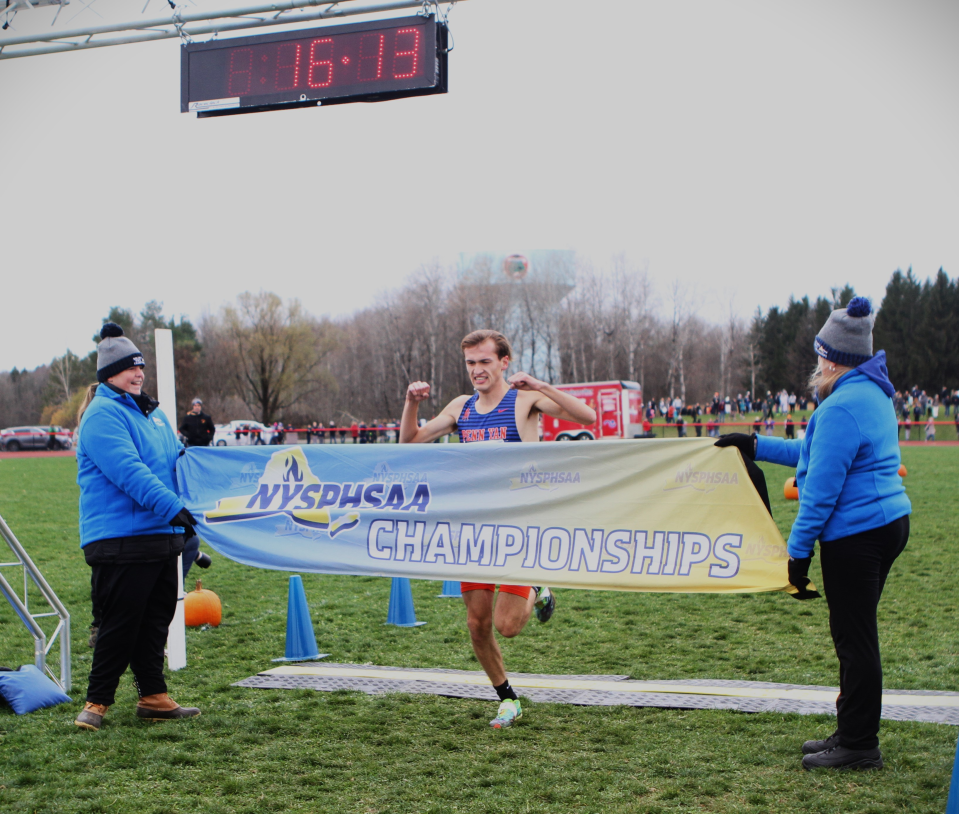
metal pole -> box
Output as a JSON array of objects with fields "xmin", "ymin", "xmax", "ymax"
[
  {"xmin": 0, "ymin": 513, "xmax": 71, "ymax": 690},
  {"xmin": 0, "ymin": 572, "xmax": 47, "ymax": 669},
  {"xmin": 1, "ymin": 0, "xmax": 360, "ymax": 44},
  {"xmin": 0, "ymin": 0, "xmax": 460, "ymax": 59}
]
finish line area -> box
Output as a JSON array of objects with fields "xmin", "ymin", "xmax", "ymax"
[{"xmin": 236, "ymin": 663, "xmax": 959, "ymax": 726}]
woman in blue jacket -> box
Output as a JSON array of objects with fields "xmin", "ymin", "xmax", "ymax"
[
  {"xmin": 718, "ymin": 298, "xmax": 910, "ymax": 771},
  {"xmin": 74, "ymin": 324, "xmax": 201, "ymax": 731}
]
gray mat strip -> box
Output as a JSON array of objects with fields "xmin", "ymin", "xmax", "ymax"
[
  {"xmin": 277, "ymin": 662, "xmax": 630, "ymax": 681},
  {"xmin": 232, "ymin": 671, "xmax": 959, "ymax": 725}
]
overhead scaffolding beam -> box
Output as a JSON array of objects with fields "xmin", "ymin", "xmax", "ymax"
[{"xmin": 0, "ymin": 0, "xmax": 461, "ymax": 60}]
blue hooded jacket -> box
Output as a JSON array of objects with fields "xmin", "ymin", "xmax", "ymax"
[
  {"xmin": 76, "ymin": 385, "xmax": 186, "ymax": 547},
  {"xmin": 755, "ymin": 351, "xmax": 911, "ymax": 558}
]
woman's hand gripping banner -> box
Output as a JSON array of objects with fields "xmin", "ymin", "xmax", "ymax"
[{"xmin": 176, "ymin": 438, "xmax": 809, "ymax": 596}]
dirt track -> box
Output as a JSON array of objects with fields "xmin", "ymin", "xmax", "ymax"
[{"xmin": 0, "ymin": 450, "xmax": 76, "ymax": 460}]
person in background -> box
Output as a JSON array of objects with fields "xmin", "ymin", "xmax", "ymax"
[
  {"xmin": 74, "ymin": 323, "xmax": 200, "ymax": 731},
  {"xmin": 903, "ymin": 414, "xmax": 912, "ymax": 441},
  {"xmin": 175, "ymin": 400, "xmax": 214, "ymax": 581},
  {"xmin": 785, "ymin": 414, "xmax": 795, "ymax": 439},
  {"xmin": 178, "ymin": 398, "xmax": 214, "ymax": 448},
  {"xmin": 717, "ymin": 297, "xmax": 910, "ymax": 771},
  {"xmin": 924, "ymin": 414, "xmax": 935, "ymax": 442}
]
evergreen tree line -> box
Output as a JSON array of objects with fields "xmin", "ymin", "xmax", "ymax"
[{"xmin": 1, "ymin": 264, "xmax": 955, "ymax": 431}]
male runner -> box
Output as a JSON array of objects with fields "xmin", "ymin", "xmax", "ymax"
[{"xmin": 400, "ymin": 329, "xmax": 596, "ymax": 728}]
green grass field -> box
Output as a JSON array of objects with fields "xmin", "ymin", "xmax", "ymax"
[{"xmin": 1, "ymin": 449, "xmax": 957, "ymax": 813}]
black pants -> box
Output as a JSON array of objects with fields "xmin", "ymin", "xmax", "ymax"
[
  {"xmin": 819, "ymin": 515, "xmax": 909, "ymax": 750},
  {"xmin": 86, "ymin": 555, "xmax": 178, "ymax": 705}
]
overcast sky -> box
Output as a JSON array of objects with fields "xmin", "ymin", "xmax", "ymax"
[{"xmin": 2, "ymin": 0, "xmax": 957, "ymax": 372}]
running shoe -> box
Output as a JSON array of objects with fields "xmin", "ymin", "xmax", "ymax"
[
  {"xmin": 533, "ymin": 586, "xmax": 555, "ymax": 623},
  {"xmin": 490, "ymin": 699, "xmax": 522, "ymax": 729}
]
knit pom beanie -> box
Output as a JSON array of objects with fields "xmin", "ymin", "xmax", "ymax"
[
  {"xmin": 813, "ymin": 297, "xmax": 875, "ymax": 367},
  {"xmin": 96, "ymin": 323, "xmax": 145, "ymax": 383}
]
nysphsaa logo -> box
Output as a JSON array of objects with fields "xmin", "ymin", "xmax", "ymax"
[
  {"xmin": 664, "ymin": 464, "xmax": 739, "ymax": 493},
  {"xmin": 205, "ymin": 448, "xmax": 431, "ymax": 537},
  {"xmin": 509, "ymin": 464, "xmax": 581, "ymax": 492}
]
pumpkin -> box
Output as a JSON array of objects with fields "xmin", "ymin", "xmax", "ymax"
[
  {"xmin": 898, "ymin": 464, "xmax": 907, "ymax": 478},
  {"xmin": 783, "ymin": 477, "xmax": 799, "ymax": 501},
  {"xmin": 184, "ymin": 580, "xmax": 222, "ymax": 627}
]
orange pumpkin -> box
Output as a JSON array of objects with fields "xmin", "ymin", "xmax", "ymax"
[
  {"xmin": 184, "ymin": 580, "xmax": 222, "ymax": 627},
  {"xmin": 783, "ymin": 477, "xmax": 799, "ymax": 501},
  {"xmin": 898, "ymin": 464, "xmax": 907, "ymax": 478}
]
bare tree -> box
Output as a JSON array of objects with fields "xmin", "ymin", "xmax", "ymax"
[
  {"xmin": 207, "ymin": 292, "xmax": 338, "ymax": 424},
  {"xmin": 611, "ymin": 255, "xmax": 653, "ymax": 388},
  {"xmin": 665, "ymin": 281, "xmax": 697, "ymax": 403},
  {"xmin": 49, "ymin": 351, "xmax": 80, "ymax": 403}
]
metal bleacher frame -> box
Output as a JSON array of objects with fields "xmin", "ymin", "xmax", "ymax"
[{"xmin": 0, "ymin": 513, "xmax": 71, "ymax": 692}]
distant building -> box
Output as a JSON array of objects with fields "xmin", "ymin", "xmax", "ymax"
[{"xmin": 456, "ymin": 250, "xmax": 575, "ymax": 382}]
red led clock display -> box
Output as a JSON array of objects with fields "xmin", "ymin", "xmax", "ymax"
[{"xmin": 181, "ymin": 15, "xmax": 446, "ymax": 116}]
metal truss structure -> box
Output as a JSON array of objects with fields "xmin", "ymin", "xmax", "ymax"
[
  {"xmin": 0, "ymin": 0, "xmax": 460, "ymax": 60},
  {"xmin": 0, "ymin": 513, "xmax": 71, "ymax": 692}
]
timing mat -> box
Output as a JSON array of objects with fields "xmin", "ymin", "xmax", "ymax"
[{"xmin": 234, "ymin": 663, "xmax": 959, "ymax": 725}]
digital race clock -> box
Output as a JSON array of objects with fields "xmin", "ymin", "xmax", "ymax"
[{"xmin": 181, "ymin": 15, "xmax": 448, "ymax": 117}]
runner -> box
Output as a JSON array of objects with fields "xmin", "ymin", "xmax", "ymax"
[{"xmin": 400, "ymin": 329, "xmax": 596, "ymax": 729}]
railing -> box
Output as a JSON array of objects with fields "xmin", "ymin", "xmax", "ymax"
[{"xmin": 0, "ymin": 514, "xmax": 71, "ymax": 692}]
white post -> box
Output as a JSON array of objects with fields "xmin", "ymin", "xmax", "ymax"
[{"xmin": 155, "ymin": 328, "xmax": 187, "ymax": 671}]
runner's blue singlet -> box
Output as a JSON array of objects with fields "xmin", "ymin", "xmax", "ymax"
[{"xmin": 457, "ymin": 389, "xmax": 522, "ymax": 443}]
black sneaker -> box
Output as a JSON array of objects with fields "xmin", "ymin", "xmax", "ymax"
[
  {"xmin": 802, "ymin": 745, "xmax": 883, "ymax": 771},
  {"xmin": 533, "ymin": 586, "xmax": 555, "ymax": 623},
  {"xmin": 802, "ymin": 731, "xmax": 840, "ymax": 754}
]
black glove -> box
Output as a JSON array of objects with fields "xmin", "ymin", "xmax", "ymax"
[
  {"xmin": 787, "ymin": 556, "xmax": 821, "ymax": 600},
  {"xmin": 714, "ymin": 432, "xmax": 757, "ymax": 460},
  {"xmin": 170, "ymin": 507, "xmax": 198, "ymax": 539}
]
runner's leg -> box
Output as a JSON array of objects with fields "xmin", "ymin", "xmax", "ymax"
[
  {"xmin": 492, "ymin": 587, "xmax": 536, "ymax": 638},
  {"xmin": 462, "ymin": 588, "xmax": 506, "ymax": 686}
]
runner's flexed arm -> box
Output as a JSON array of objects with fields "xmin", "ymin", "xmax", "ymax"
[
  {"xmin": 399, "ymin": 381, "xmax": 465, "ymax": 444},
  {"xmin": 508, "ymin": 371, "xmax": 597, "ymax": 426}
]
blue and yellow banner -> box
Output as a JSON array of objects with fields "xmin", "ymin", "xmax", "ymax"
[{"xmin": 177, "ymin": 439, "xmax": 800, "ymax": 594}]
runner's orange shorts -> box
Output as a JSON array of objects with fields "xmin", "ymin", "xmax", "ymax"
[{"xmin": 460, "ymin": 583, "xmax": 533, "ymax": 599}]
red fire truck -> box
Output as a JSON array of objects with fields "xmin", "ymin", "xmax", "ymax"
[{"xmin": 542, "ymin": 380, "xmax": 644, "ymax": 441}]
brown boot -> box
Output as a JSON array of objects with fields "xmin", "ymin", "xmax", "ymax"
[
  {"xmin": 75, "ymin": 702, "xmax": 110, "ymax": 731},
  {"xmin": 135, "ymin": 693, "xmax": 201, "ymax": 721}
]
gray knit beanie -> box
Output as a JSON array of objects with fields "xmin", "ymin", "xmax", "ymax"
[
  {"xmin": 814, "ymin": 297, "xmax": 875, "ymax": 367},
  {"xmin": 96, "ymin": 323, "xmax": 145, "ymax": 383}
]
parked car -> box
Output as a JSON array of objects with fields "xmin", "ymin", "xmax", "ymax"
[
  {"xmin": 0, "ymin": 425, "xmax": 73, "ymax": 451},
  {"xmin": 212, "ymin": 420, "xmax": 275, "ymax": 446}
]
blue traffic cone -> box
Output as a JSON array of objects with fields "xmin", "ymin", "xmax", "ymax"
[
  {"xmin": 386, "ymin": 577, "xmax": 426, "ymax": 627},
  {"xmin": 272, "ymin": 575, "xmax": 329, "ymax": 662},
  {"xmin": 947, "ymin": 732, "xmax": 959, "ymax": 814},
  {"xmin": 437, "ymin": 580, "xmax": 462, "ymax": 598}
]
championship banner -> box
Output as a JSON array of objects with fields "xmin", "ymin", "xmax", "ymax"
[{"xmin": 176, "ymin": 438, "xmax": 801, "ymax": 595}]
